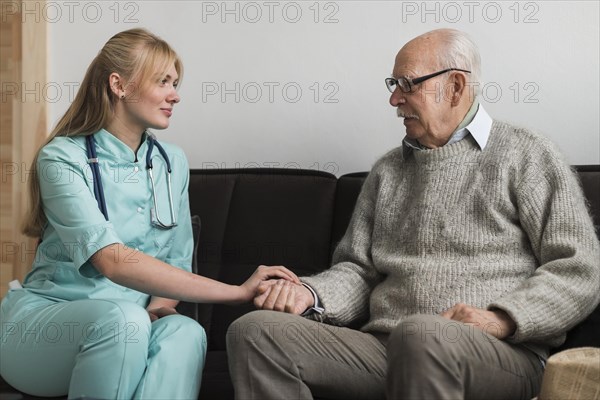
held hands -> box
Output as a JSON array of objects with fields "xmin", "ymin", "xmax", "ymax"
[
  {"xmin": 253, "ymin": 279, "xmax": 314, "ymax": 315},
  {"xmin": 440, "ymin": 303, "xmax": 517, "ymax": 340},
  {"xmin": 239, "ymin": 265, "xmax": 301, "ymax": 303}
]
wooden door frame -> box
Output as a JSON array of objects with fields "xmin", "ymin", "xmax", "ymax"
[{"xmin": 1, "ymin": 0, "xmax": 48, "ymax": 298}]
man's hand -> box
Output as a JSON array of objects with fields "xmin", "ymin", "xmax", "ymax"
[
  {"xmin": 238, "ymin": 265, "xmax": 300, "ymax": 303},
  {"xmin": 253, "ymin": 279, "xmax": 314, "ymax": 315},
  {"xmin": 440, "ymin": 303, "xmax": 516, "ymax": 339}
]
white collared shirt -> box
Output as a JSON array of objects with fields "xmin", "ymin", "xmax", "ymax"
[{"xmin": 402, "ymin": 103, "xmax": 493, "ymax": 157}]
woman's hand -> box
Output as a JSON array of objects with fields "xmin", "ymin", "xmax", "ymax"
[
  {"xmin": 238, "ymin": 265, "xmax": 300, "ymax": 303},
  {"xmin": 147, "ymin": 306, "xmax": 179, "ymax": 322}
]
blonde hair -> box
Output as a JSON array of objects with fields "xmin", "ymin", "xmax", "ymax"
[{"xmin": 22, "ymin": 28, "xmax": 183, "ymax": 237}]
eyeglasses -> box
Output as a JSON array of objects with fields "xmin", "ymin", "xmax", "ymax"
[{"xmin": 385, "ymin": 68, "xmax": 471, "ymax": 93}]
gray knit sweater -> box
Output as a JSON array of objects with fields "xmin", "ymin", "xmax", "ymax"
[{"xmin": 303, "ymin": 120, "xmax": 600, "ymax": 351}]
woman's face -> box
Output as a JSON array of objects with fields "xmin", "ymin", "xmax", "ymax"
[{"xmin": 121, "ymin": 63, "xmax": 180, "ymax": 133}]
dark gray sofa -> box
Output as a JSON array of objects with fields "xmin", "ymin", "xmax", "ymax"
[{"xmin": 1, "ymin": 166, "xmax": 599, "ymax": 400}]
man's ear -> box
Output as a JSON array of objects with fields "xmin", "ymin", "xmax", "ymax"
[
  {"xmin": 448, "ymin": 71, "xmax": 467, "ymax": 106},
  {"xmin": 108, "ymin": 72, "xmax": 125, "ymax": 98}
]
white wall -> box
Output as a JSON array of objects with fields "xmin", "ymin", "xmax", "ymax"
[{"xmin": 46, "ymin": 0, "xmax": 599, "ymax": 175}]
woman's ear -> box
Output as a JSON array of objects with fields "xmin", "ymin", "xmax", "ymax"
[{"xmin": 108, "ymin": 72, "xmax": 125, "ymax": 99}]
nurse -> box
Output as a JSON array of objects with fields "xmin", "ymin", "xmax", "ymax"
[{"xmin": 0, "ymin": 28, "xmax": 299, "ymax": 399}]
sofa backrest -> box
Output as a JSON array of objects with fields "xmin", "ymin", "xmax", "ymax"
[
  {"xmin": 576, "ymin": 165, "xmax": 600, "ymax": 234},
  {"xmin": 331, "ymin": 172, "xmax": 369, "ymax": 255},
  {"xmin": 556, "ymin": 165, "xmax": 600, "ymax": 351},
  {"xmin": 188, "ymin": 168, "xmax": 338, "ymax": 350}
]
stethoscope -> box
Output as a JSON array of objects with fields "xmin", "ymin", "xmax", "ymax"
[{"xmin": 85, "ymin": 133, "xmax": 178, "ymax": 229}]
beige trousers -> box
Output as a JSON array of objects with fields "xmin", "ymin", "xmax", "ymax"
[{"xmin": 226, "ymin": 311, "xmax": 544, "ymax": 400}]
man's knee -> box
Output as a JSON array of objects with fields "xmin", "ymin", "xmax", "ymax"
[
  {"xmin": 227, "ymin": 310, "xmax": 292, "ymax": 351},
  {"xmin": 388, "ymin": 314, "xmax": 466, "ymax": 364}
]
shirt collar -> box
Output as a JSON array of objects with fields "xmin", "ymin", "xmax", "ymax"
[
  {"xmin": 463, "ymin": 102, "xmax": 492, "ymax": 150},
  {"xmin": 94, "ymin": 129, "xmax": 149, "ymax": 163},
  {"xmin": 402, "ymin": 102, "xmax": 493, "ymax": 158}
]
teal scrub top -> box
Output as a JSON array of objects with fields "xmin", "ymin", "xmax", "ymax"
[{"xmin": 22, "ymin": 129, "xmax": 193, "ymax": 305}]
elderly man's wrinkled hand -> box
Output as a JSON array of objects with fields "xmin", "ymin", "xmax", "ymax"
[
  {"xmin": 440, "ymin": 303, "xmax": 516, "ymax": 339},
  {"xmin": 253, "ymin": 279, "xmax": 314, "ymax": 315}
]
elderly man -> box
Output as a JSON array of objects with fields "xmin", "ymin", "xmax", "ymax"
[{"xmin": 226, "ymin": 29, "xmax": 600, "ymax": 399}]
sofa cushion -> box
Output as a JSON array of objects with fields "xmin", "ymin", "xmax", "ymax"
[
  {"xmin": 199, "ymin": 351, "xmax": 234, "ymax": 400},
  {"xmin": 175, "ymin": 215, "xmax": 201, "ymax": 321}
]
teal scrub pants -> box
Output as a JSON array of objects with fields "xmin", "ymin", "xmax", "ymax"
[{"xmin": 0, "ymin": 290, "xmax": 207, "ymax": 399}]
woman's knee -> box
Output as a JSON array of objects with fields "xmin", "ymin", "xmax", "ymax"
[
  {"xmin": 1, "ymin": 298, "xmax": 151, "ymax": 348},
  {"xmin": 86, "ymin": 299, "xmax": 152, "ymax": 345},
  {"xmin": 0, "ymin": 299, "xmax": 152, "ymax": 397},
  {"xmin": 180, "ymin": 316, "xmax": 207, "ymax": 346},
  {"xmin": 157, "ymin": 314, "xmax": 207, "ymax": 350}
]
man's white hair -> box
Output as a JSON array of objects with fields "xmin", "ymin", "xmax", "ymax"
[{"xmin": 433, "ymin": 29, "xmax": 481, "ymax": 97}]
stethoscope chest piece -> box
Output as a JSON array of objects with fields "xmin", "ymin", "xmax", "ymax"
[{"xmin": 85, "ymin": 132, "xmax": 178, "ymax": 229}]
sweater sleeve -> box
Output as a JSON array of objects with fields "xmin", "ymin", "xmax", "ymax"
[
  {"xmin": 302, "ymin": 159, "xmax": 386, "ymax": 326},
  {"xmin": 489, "ymin": 141, "xmax": 600, "ymax": 344}
]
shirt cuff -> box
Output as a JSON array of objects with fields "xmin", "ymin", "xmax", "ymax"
[
  {"xmin": 75, "ymin": 224, "xmax": 123, "ymax": 277},
  {"xmin": 300, "ymin": 282, "xmax": 325, "ymax": 316}
]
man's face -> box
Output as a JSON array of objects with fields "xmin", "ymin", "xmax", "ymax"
[{"xmin": 389, "ymin": 42, "xmax": 455, "ymax": 147}]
